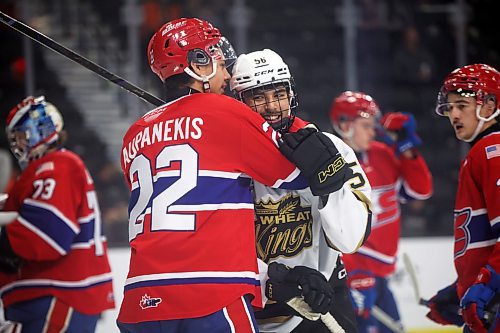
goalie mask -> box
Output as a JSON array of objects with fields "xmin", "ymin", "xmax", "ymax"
[
  {"xmin": 436, "ymin": 63, "xmax": 500, "ymax": 142},
  {"xmin": 6, "ymin": 96, "xmax": 63, "ymax": 169},
  {"xmin": 230, "ymin": 49, "xmax": 298, "ymax": 133},
  {"xmin": 148, "ymin": 18, "xmax": 236, "ymax": 85}
]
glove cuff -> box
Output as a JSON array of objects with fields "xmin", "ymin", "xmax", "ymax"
[{"xmin": 476, "ymin": 265, "xmax": 500, "ymax": 292}]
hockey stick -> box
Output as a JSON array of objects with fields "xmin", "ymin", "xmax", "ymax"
[
  {"xmin": 351, "ymin": 289, "xmax": 406, "ymax": 333},
  {"xmin": 286, "ymin": 297, "xmax": 345, "ymax": 333},
  {"xmin": 0, "ymin": 11, "xmax": 165, "ymax": 107},
  {"xmin": 402, "ymin": 253, "xmax": 429, "ymax": 307}
]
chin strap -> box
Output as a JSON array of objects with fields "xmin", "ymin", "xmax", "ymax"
[
  {"xmin": 462, "ymin": 106, "xmax": 500, "ymax": 142},
  {"xmin": 332, "ymin": 122, "xmax": 361, "ymax": 151},
  {"xmin": 184, "ymin": 61, "xmax": 218, "ymax": 93}
]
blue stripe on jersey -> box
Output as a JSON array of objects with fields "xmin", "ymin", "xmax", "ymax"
[
  {"xmin": 20, "ymin": 203, "xmax": 77, "ymax": 252},
  {"xmin": 129, "ymin": 176, "xmax": 253, "ymax": 212},
  {"xmin": 276, "ymin": 174, "xmax": 309, "ymax": 191},
  {"xmin": 468, "ymin": 213, "xmax": 496, "ymax": 243},
  {"xmin": 124, "ymin": 276, "xmax": 260, "ymax": 292},
  {"xmin": 159, "ymin": 176, "xmax": 252, "ymax": 205},
  {"xmin": 74, "ymin": 221, "xmax": 99, "ymax": 243},
  {"xmin": 398, "ymin": 186, "xmax": 414, "ymax": 202}
]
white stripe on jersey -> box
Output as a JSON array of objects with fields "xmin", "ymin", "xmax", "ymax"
[
  {"xmin": 0, "ymin": 272, "xmax": 113, "ymax": 296},
  {"xmin": 356, "ymin": 246, "xmax": 396, "ymax": 265},
  {"xmin": 125, "ymin": 270, "xmax": 258, "ymax": 286},
  {"xmin": 169, "ymin": 203, "xmax": 254, "ymax": 212}
]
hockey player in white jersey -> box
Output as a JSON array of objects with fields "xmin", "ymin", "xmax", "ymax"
[{"xmin": 230, "ymin": 49, "xmax": 372, "ymax": 333}]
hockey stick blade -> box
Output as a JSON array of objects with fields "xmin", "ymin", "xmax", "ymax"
[{"xmin": 0, "ymin": 11, "xmax": 165, "ymax": 107}]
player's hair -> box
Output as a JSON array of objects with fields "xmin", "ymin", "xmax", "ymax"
[{"xmin": 163, "ymin": 72, "xmax": 195, "ymax": 93}]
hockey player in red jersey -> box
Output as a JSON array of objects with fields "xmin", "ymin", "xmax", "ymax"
[
  {"xmin": 230, "ymin": 49, "xmax": 372, "ymax": 333},
  {"xmin": 117, "ymin": 18, "xmax": 349, "ymax": 333},
  {"xmin": 330, "ymin": 91, "xmax": 433, "ymax": 333},
  {"xmin": 426, "ymin": 64, "xmax": 500, "ymax": 333},
  {"xmin": 0, "ymin": 96, "xmax": 115, "ymax": 332}
]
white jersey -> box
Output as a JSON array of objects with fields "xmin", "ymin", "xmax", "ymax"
[{"xmin": 254, "ymin": 132, "xmax": 372, "ymax": 332}]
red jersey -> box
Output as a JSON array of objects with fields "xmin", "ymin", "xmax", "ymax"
[
  {"xmin": 453, "ymin": 128, "xmax": 500, "ymax": 298},
  {"xmin": 342, "ymin": 141, "xmax": 432, "ymax": 277},
  {"xmin": 118, "ymin": 93, "xmax": 307, "ymax": 323},
  {"xmin": 0, "ymin": 149, "xmax": 115, "ymax": 315}
]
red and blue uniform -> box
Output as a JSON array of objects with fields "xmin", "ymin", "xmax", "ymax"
[
  {"xmin": 453, "ymin": 127, "xmax": 500, "ymax": 299},
  {"xmin": 0, "ymin": 149, "xmax": 115, "ymax": 330},
  {"xmin": 118, "ymin": 93, "xmax": 307, "ymax": 325}
]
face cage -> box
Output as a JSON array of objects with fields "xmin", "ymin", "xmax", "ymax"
[{"xmin": 240, "ymin": 81, "xmax": 298, "ymax": 133}]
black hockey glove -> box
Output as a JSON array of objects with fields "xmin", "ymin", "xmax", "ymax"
[
  {"xmin": 278, "ymin": 128, "xmax": 353, "ymax": 196},
  {"xmin": 0, "ymin": 227, "xmax": 23, "ymax": 274},
  {"xmin": 266, "ymin": 262, "xmax": 334, "ymax": 314}
]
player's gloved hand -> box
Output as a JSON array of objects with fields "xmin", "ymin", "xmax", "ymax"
[
  {"xmin": 0, "ymin": 227, "xmax": 23, "ymax": 274},
  {"xmin": 460, "ymin": 265, "xmax": 500, "ymax": 333},
  {"xmin": 426, "ymin": 282, "xmax": 464, "ymax": 326},
  {"xmin": 379, "ymin": 112, "xmax": 422, "ymax": 156},
  {"xmin": 266, "ymin": 262, "xmax": 334, "ymax": 314},
  {"xmin": 347, "ymin": 271, "xmax": 377, "ymax": 319},
  {"xmin": 278, "ymin": 128, "xmax": 353, "ymax": 196}
]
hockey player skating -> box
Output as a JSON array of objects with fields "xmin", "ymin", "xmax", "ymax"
[
  {"xmin": 426, "ymin": 64, "xmax": 500, "ymax": 333},
  {"xmin": 0, "ymin": 96, "xmax": 115, "ymax": 332},
  {"xmin": 330, "ymin": 91, "xmax": 433, "ymax": 333},
  {"xmin": 230, "ymin": 49, "xmax": 373, "ymax": 333},
  {"xmin": 117, "ymin": 18, "xmax": 351, "ymax": 333}
]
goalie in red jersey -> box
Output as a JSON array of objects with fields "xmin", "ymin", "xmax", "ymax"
[
  {"xmin": 426, "ymin": 64, "xmax": 500, "ymax": 333},
  {"xmin": 0, "ymin": 96, "xmax": 115, "ymax": 333}
]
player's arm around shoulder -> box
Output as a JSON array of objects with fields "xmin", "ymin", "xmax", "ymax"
[{"xmin": 318, "ymin": 132, "xmax": 372, "ymax": 254}]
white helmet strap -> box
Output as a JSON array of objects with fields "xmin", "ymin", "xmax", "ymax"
[
  {"xmin": 184, "ymin": 61, "xmax": 218, "ymax": 93},
  {"xmin": 332, "ymin": 122, "xmax": 360, "ymax": 150},
  {"xmin": 462, "ymin": 105, "xmax": 499, "ymax": 142}
]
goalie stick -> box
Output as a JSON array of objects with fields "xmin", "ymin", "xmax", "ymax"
[{"xmin": 0, "ymin": 11, "xmax": 165, "ymax": 107}]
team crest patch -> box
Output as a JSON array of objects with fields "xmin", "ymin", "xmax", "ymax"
[
  {"xmin": 140, "ymin": 294, "xmax": 162, "ymax": 309},
  {"xmin": 485, "ymin": 144, "xmax": 500, "ymax": 159},
  {"xmin": 254, "ymin": 193, "xmax": 313, "ymax": 262}
]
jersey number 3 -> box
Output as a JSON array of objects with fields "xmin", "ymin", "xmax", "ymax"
[{"xmin": 128, "ymin": 144, "xmax": 198, "ymax": 241}]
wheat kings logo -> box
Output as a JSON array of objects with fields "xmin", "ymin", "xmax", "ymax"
[{"xmin": 255, "ymin": 193, "xmax": 313, "ymax": 262}]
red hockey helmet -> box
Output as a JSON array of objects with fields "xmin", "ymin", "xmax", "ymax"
[
  {"xmin": 147, "ymin": 18, "xmax": 236, "ymax": 82},
  {"xmin": 329, "ymin": 91, "xmax": 380, "ymax": 125},
  {"xmin": 436, "ymin": 63, "xmax": 500, "ymax": 116}
]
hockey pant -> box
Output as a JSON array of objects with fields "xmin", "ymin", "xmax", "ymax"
[
  {"xmin": 117, "ymin": 295, "xmax": 258, "ymax": 333},
  {"xmin": 355, "ymin": 276, "xmax": 401, "ymax": 333},
  {"xmin": 4, "ymin": 296, "xmax": 99, "ymax": 333}
]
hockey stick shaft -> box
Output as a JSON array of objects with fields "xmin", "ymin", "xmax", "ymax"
[
  {"xmin": 0, "ymin": 11, "xmax": 165, "ymax": 107},
  {"xmin": 350, "ymin": 289, "xmax": 406, "ymax": 333},
  {"xmin": 402, "ymin": 253, "xmax": 430, "ymax": 307}
]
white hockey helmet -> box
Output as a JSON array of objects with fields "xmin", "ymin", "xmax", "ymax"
[{"xmin": 230, "ymin": 49, "xmax": 298, "ymax": 132}]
